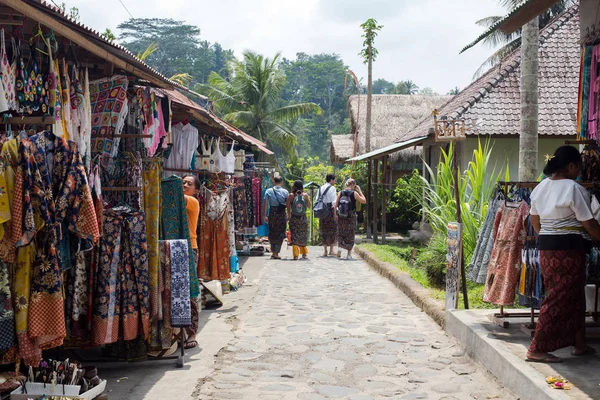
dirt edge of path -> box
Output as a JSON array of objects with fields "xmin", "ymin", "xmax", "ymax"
[{"xmin": 354, "ymin": 246, "xmax": 446, "ymax": 329}]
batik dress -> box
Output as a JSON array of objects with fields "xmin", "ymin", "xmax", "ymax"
[{"xmin": 12, "ymin": 131, "xmax": 99, "ymax": 358}]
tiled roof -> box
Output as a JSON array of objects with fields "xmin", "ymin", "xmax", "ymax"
[{"xmin": 404, "ymin": 5, "xmax": 579, "ymax": 141}]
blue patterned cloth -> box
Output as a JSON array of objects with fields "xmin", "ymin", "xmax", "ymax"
[{"xmin": 168, "ymin": 240, "xmax": 192, "ymax": 327}]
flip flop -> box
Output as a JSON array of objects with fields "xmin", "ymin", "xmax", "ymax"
[
  {"xmin": 184, "ymin": 340, "xmax": 198, "ymax": 350},
  {"xmin": 526, "ymin": 355, "xmax": 563, "ymax": 364},
  {"xmin": 572, "ymin": 347, "xmax": 596, "ymax": 357}
]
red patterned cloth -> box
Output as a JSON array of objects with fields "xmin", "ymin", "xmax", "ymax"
[
  {"xmin": 483, "ymin": 201, "xmax": 529, "ymax": 306},
  {"xmin": 529, "ymin": 248, "xmax": 586, "ymax": 353}
]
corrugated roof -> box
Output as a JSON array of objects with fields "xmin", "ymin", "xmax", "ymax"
[
  {"xmin": 346, "ymin": 136, "xmax": 427, "ymax": 162},
  {"xmin": 404, "ymin": 5, "xmax": 579, "ymax": 141}
]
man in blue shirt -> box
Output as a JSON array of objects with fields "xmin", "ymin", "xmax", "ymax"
[{"xmin": 263, "ymin": 177, "xmax": 289, "ymax": 259}]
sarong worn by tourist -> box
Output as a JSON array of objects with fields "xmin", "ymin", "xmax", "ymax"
[
  {"xmin": 529, "ymin": 235, "xmax": 587, "ymax": 353},
  {"xmin": 338, "ymin": 212, "xmax": 357, "ymax": 251},
  {"xmin": 320, "ymin": 208, "xmax": 337, "ymax": 247},
  {"xmin": 268, "ymin": 206, "xmax": 286, "ymax": 253}
]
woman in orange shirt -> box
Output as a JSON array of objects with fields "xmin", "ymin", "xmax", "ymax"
[{"xmin": 183, "ymin": 175, "xmax": 201, "ymax": 349}]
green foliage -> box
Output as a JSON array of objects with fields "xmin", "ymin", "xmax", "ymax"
[
  {"xmin": 200, "ymin": 52, "xmax": 322, "ymax": 159},
  {"xmin": 419, "ymin": 87, "xmax": 438, "ymax": 96},
  {"xmin": 412, "ymin": 139, "xmax": 507, "ymax": 261},
  {"xmin": 279, "ymin": 53, "xmax": 351, "ymax": 159},
  {"xmin": 359, "ymin": 18, "xmax": 384, "ymax": 63},
  {"xmin": 387, "ymin": 170, "xmax": 424, "ymax": 229},
  {"xmin": 118, "ymin": 18, "xmax": 235, "ymax": 84},
  {"xmin": 393, "ymin": 80, "xmax": 419, "ymax": 95},
  {"xmin": 101, "ymin": 28, "xmax": 117, "ymax": 42},
  {"xmin": 337, "ymin": 163, "xmax": 368, "ymax": 190},
  {"xmin": 447, "ymin": 86, "xmax": 461, "ymax": 96},
  {"xmin": 372, "ymin": 78, "xmax": 395, "ymax": 94},
  {"xmin": 60, "ymin": 3, "xmax": 79, "ymax": 20},
  {"xmin": 415, "ymin": 234, "xmax": 447, "ymax": 289}
]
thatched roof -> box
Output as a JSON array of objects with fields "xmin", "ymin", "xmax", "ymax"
[{"xmin": 330, "ymin": 94, "xmax": 451, "ymax": 163}]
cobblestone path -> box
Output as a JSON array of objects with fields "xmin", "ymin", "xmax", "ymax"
[{"xmin": 195, "ymin": 248, "xmax": 514, "ymax": 400}]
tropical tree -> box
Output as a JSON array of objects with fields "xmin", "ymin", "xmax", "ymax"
[
  {"xmin": 469, "ymin": 0, "xmax": 575, "ymax": 78},
  {"xmin": 394, "ymin": 80, "xmax": 419, "ymax": 95},
  {"xmin": 372, "ymin": 78, "xmax": 395, "ymax": 94},
  {"xmin": 359, "ymin": 18, "xmax": 383, "ymax": 154},
  {"xmin": 201, "ymin": 51, "xmax": 322, "ymax": 158},
  {"xmin": 447, "ymin": 86, "xmax": 461, "ymax": 96}
]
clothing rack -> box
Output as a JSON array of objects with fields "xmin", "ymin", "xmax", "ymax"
[{"xmin": 102, "ymin": 186, "xmax": 143, "ymax": 192}]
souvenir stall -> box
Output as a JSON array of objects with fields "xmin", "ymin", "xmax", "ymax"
[{"xmin": 0, "ymin": 1, "xmax": 273, "ymax": 398}]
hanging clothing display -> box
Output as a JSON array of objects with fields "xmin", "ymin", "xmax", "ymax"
[
  {"xmin": 468, "ymin": 193, "xmax": 501, "ymax": 284},
  {"xmin": 483, "ymin": 201, "xmax": 529, "ymax": 306},
  {"xmin": 215, "ymin": 139, "xmax": 235, "ymax": 174},
  {"xmin": 89, "ymin": 75, "xmax": 129, "ymax": 158},
  {"xmin": 164, "ymin": 122, "xmax": 199, "ymax": 175},
  {"xmin": 168, "ymin": 239, "xmax": 192, "ymax": 327},
  {"xmin": 199, "ymin": 189, "xmax": 231, "ymax": 281},
  {"xmin": 143, "ymin": 159, "xmax": 162, "ymax": 320},
  {"xmin": 160, "ymin": 176, "xmax": 200, "ymax": 298}
]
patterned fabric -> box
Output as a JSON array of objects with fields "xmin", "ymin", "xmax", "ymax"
[
  {"xmin": 253, "ymin": 177, "xmax": 262, "ymax": 226},
  {"xmin": 169, "ymin": 240, "xmax": 192, "ymax": 327},
  {"xmin": 199, "ymin": 190, "xmax": 231, "ymax": 281},
  {"xmin": 0, "ymin": 260, "xmax": 15, "ymax": 353},
  {"xmin": 578, "ymin": 46, "xmax": 592, "ymax": 138},
  {"xmin": 11, "ymin": 132, "xmax": 99, "ymax": 353},
  {"xmin": 338, "ymin": 212, "xmax": 357, "ymax": 251},
  {"xmin": 529, "ymin": 247, "xmax": 586, "ymax": 353},
  {"xmin": 468, "ymin": 195, "xmax": 500, "ymax": 283},
  {"xmin": 60, "ymin": 59, "xmax": 72, "ymax": 139},
  {"xmin": 319, "ymin": 209, "xmax": 337, "ymax": 246},
  {"xmin": 227, "ymin": 192, "xmax": 237, "ymax": 259},
  {"xmin": 143, "ymin": 159, "xmax": 162, "ymax": 320},
  {"xmin": 70, "ymin": 251, "xmax": 88, "ymax": 338},
  {"xmin": 185, "ymin": 249, "xmax": 200, "ymax": 338},
  {"xmin": 244, "ymin": 177, "xmax": 254, "ymax": 226},
  {"xmin": 268, "ymin": 206, "xmax": 286, "ymax": 254},
  {"xmin": 16, "ymin": 44, "xmax": 42, "ymax": 114},
  {"xmin": 89, "ymin": 75, "xmax": 129, "ymax": 158},
  {"xmin": 160, "ymin": 176, "xmax": 200, "ymax": 298},
  {"xmin": 0, "ymin": 30, "xmax": 11, "ymax": 113},
  {"xmin": 483, "ymin": 202, "xmax": 529, "ymax": 306},
  {"xmin": 92, "ymin": 207, "xmax": 150, "ymax": 345},
  {"xmin": 289, "ymin": 214, "xmax": 308, "ymax": 247},
  {"xmin": 149, "ymin": 241, "xmax": 173, "ymax": 351},
  {"xmin": 232, "ymin": 186, "xmax": 248, "ymax": 231}
]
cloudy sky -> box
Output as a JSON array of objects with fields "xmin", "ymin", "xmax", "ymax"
[{"xmin": 69, "ymin": 0, "xmax": 507, "ymax": 94}]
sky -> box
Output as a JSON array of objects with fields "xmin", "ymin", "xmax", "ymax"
[{"xmin": 68, "ymin": 0, "xmax": 507, "ymax": 95}]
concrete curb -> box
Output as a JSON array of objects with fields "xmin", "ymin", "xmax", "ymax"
[{"xmin": 355, "ymin": 246, "xmax": 446, "ymax": 329}]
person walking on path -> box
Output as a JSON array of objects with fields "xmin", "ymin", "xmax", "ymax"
[
  {"xmin": 527, "ymin": 146, "xmax": 600, "ymax": 363},
  {"xmin": 335, "ymin": 178, "xmax": 366, "ymax": 259},
  {"xmin": 318, "ymin": 174, "xmax": 338, "ymax": 257},
  {"xmin": 264, "ymin": 176, "xmax": 289, "ymax": 259},
  {"xmin": 287, "ymin": 180, "xmax": 311, "ymax": 260},
  {"xmin": 183, "ymin": 175, "xmax": 201, "ymax": 349}
]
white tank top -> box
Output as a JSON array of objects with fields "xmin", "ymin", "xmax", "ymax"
[
  {"xmin": 200, "ymin": 137, "xmax": 215, "ymax": 172},
  {"xmin": 214, "ymin": 139, "xmax": 235, "ymax": 174}
]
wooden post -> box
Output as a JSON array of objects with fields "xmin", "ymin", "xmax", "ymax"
[
  {"xmin": 452, "ymin": 143, "xmax": 469, "ymax": 309},
  {"xmin": 381, "ymin": 156, "xmax": 388, "ymax": 242},
  {"xmin": 373, "ymin": 158, "xmax": 379, "ymax": 244},
  {"xmin": 366, "ymin": 160, "xmax": 372, "ymax": 239}
]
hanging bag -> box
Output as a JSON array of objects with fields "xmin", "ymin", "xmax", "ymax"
[
  {"xmin": 291, "ymin": 193, "xmax": 307, "ymax": 216},
  {"xmin": 313, "ymin": 184, "xmax": 332, "ymax": 219},
  {"xmin": 337, "ymin": 190, "xmax": 353, "ymax": 218}
]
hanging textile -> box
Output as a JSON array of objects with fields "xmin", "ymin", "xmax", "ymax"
[
  {"xmin": 143, "ymin": 159, "xmax": 161, "ymax": 320},
  {"xmin": 578, "ymin": 46, "xmax": 593, "ymax": 138},
  {"xmin": 232, "ymin": 185, "xmax": 248, "ymax": 232},
  {"xmin": 89, "ymin": 75, "xmax": 129, "ymax": 158},
  {"xmin": 468, "ymin": 193, "xmax": 501, "ymax": 283},
  {"xmin": 483, "ymin": 201, "xmax": 530, "ymax": 306},
  {"xmin": 149, "ymin": 241, "xmax": 173, "ymax": 351},
  {"xmin": 11, "ymin": 132, "xmax": 100, "ymax": 355},
  {"xmin": 227, "ymin": 191, "xmax": 238, "ymax": 272},
  {"xmin": 163, "ymin": 122, "xmax": 199, "ymax": 175},
  {"xmin": 160, "ymin": 176, "xmax": 200, "ymax": 298},
  {"xmin": 253, "ymin": 176, "xmax": 262, "ymax": 226},
  {"xmin": 91, "ymin": 207, "xmax": 150, "ymax": 345},
  {"xmin": 244, "ymin": 177, "xmax": 255, "ymax": 227},
  {"xmin": 168, "ymin": 239, "xmax": 192, "ymax": 327},
  {"xmin": 0, "ymin": 260, "xmax": 15, "ymax": 353},
  {"xmin": 199, "ymin": 190, "xmax": 231, "ymax": 281},
  {"xmin": 148, "ymin": 98, "xmax": 168, "ymax": 157}
]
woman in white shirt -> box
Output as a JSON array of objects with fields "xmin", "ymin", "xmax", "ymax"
[{"xmin": 527, "ymin": 146, "xmax": 600, "ymax": 363}]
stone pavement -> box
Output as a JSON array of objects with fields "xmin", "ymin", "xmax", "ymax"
[{"xmin": 194, "ymin": 247, "xmax": 515, "ymax": 399}]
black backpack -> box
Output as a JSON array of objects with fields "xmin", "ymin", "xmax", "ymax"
[
  {"xmin": 313, "ymin": 185, "xmax": 333, "ymax": 219},
  {"xmin": 338, "ymin": 190, "xmax": 353, "ymax": 218}
]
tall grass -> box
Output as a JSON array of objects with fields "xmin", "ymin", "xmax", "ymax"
[{"xmin": 413, "ymin": 139, "xmax": 507, "ymax": 260}]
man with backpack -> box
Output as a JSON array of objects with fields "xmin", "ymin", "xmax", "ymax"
[{"xmin": 315, "ymin": 174, "xmax": 338, "ymax": 257}]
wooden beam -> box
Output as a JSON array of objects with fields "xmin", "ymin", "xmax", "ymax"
[
  {"xmin": 499, "ymin": 0, "xmax": 561, "ymax": 35},
  {"xmin": 0, "ymin": 0, "xmax": 169, "ymax": 88},
  {"xmin": 381, "ymin": 156, "xmax": 388, "ymax": 243},
  {"xmin": 373, "ymin": 158, "xmax": 379, "ymax": 245},
  {"xmin": 366, "ymin": 160, "xmax": 372, "ymax": 239}
]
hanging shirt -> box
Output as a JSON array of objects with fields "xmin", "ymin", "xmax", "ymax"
[
  {"xmin": 530, "ymin": 179, "xmax": 593, "ymax": 237},
  {"xmin": 164, "ymin": 122, "xmax": 199, "ymax": 175}
]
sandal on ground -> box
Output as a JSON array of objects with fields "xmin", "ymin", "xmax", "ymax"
[
  {"xmin": 572, "ymin": 346, "xmax": 596, "ymax": 357},
  {"xmin": 337, "ymin": 250, "xmax": 342, "ymax": 258},
  {"xmin": 270, "ymin": 255, "xmax": 282, "ymax": 260},
  {"xmin": 526, "ymin": 355, "xmax": 563, "ymax": 363},
  {"xmin": 184, "ymin": 340, "xmax": 198, "ymax": 349}
]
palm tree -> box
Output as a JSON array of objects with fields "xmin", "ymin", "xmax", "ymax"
[
  {"xmin": 201, "ymin": 51, "xmax": 322, "ymax": 158},
  {"xmin": 393, "ymin": 80, "xmax": 419, "ymax": 95},
  {"xmin": 471, "ymin": 0, "xmax": 575, "ymax": 78}
]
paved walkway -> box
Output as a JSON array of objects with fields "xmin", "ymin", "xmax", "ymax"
[{"xmin": 195, "ymin": 247, "xmax": 514, "ymax": 399}]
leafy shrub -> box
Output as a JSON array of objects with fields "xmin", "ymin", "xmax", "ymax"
[
  {"xmin": 415, "ymin": 234, "xmax": 447, "ymax": 289},
  {"xmin": 387, "ymin": 170, "xmax": 424, "ymax": 229}
]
